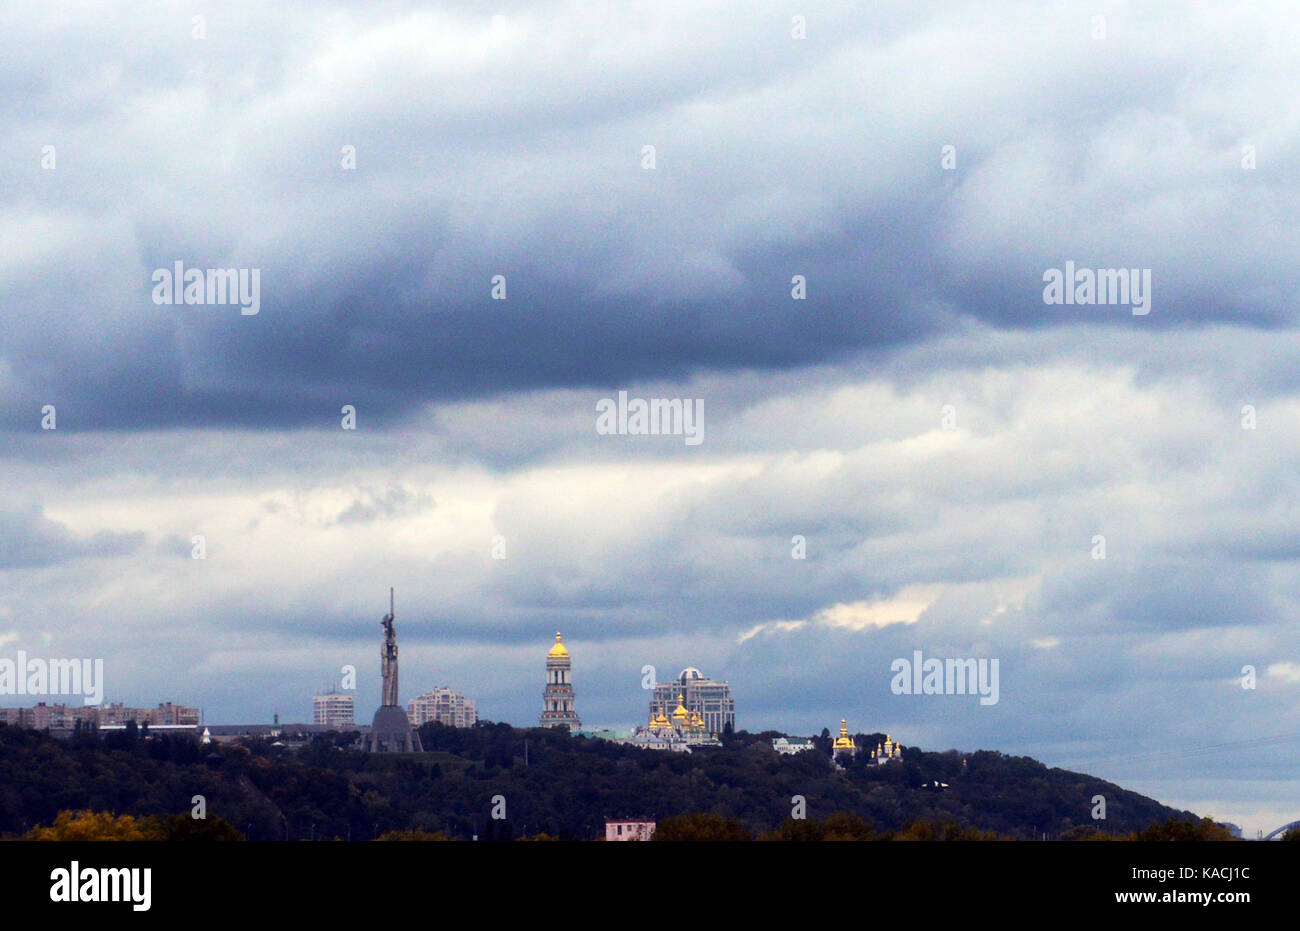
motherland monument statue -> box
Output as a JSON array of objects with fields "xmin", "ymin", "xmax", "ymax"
[{"xmin": 359, "ymin": 588, "xmax": 423, "ymax": 753}]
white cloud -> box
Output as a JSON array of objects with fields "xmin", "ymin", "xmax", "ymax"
[{"xmin": 1267, "ymin": 662, "xmax": 1300, "ymax": 684}]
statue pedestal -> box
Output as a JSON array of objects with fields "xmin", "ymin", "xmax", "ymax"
[{"xmin": 361, "ymin": 704, "xmax": 423, "ymax": 753}]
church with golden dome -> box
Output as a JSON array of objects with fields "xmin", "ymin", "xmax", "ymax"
[
  {"xmin": 648, "ymin": 666, "xmax": 735, "ymax": 735},
  {"xmin": 626, "ymin": 692, "xmax": 721, "ymax": 752},
  {"xmin": 831, "ymin": 718, "xmax": 858, "ymax": 764},
  {"xmin": 871, "ymin": 734, "xmax": 902, "ymax": 765},
  {"xmin": 830, "ymin": 719, "xmax": 903, "ymax": 767},
  {"xmin": 539, "ymin": 632, "xmax": 581, "ymax": 730}
]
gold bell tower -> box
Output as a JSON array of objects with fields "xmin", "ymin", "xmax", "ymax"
[{"xmin": 539, "ymin": 632, "xmax": 581, "ymax": 730}]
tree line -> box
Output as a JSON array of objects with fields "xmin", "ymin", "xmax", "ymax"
[{"xmin": 0, "ymin": 720, "xmax": 1230, "ymax": 841}]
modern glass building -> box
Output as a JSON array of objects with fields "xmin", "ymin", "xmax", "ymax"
[{"xmin": 649, "ymin": 667, "xmax": 735, "ymax": 735}]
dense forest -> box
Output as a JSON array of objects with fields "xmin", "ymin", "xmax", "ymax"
[{"xmin": 0, "ymin": 721, "xmax": 1208, "ymax": 840}]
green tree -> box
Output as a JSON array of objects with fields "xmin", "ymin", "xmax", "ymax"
[
  {"xmin": 760, "ymin": 818, "xmax": 825, "ymax": 841},
  {"xmin": 759, "ymin": 813, "xmax": 879, "ymax": 841},
  {"xmin": 894, "ymin": 817, "xmax": 1001, "ymax": 841},
  {"xmin": 822, "ymin": 811, "xmax": 878, "ymax": 841},
  {"xmin": 152, "ymin": 812, "xmax": 245, "ymax": 841},
  {"xmin": 1131, "ymin": 817, "xmax": 1236, "ymax": 842},
  {"xmin": 652, "ymin": 814, "xmax": 752, "ymax": 841},
  {"xmin": 374, "ymin": 829, "xmax": 457, "ymax": 841},
  {"xmin": 1059, "ymin": 824, "xmax": 1115, "ymax": 841}
]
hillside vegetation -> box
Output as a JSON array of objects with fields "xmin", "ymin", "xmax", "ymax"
[{"xmin": 0, "ymin": 721, "xmax": 1200, "ymax": 840}]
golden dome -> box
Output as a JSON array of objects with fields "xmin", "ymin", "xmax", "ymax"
[
  {"xmin": 832, "ymin": 718, "xmax": 856, "ymax": 750},
  {"xmin": 547, "ymin": 631, "xmax": 569, "ymax": 658},
  {"xmin": 672, "ymin": 694, "xmax": 689, "ymax": 720}
]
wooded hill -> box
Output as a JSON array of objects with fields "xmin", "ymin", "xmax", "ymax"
[{"xmin": 0, "ymin": 721, "xmax": 1201, "ymax": 840}]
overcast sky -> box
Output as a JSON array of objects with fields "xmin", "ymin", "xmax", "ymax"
[{"xmin": 3, "ymin": 1, "xmax": 1299, "ymax": 836}]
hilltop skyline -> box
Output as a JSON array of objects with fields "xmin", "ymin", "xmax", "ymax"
[{"xmin": 2, "ymin": 1, "xmax": 1298, "ymax": 840}]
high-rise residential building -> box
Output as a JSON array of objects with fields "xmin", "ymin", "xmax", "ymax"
[
  {"xmin": 408, "ymin": 687, "xmax": 477, "ymax": 728},
  {"xmin": 97, "ymin": 703, "xmax": 147, "ymax": 726},
  {"xmin": 14, "ymin": 702, "xmax": 72, "ymax": 729},
  {"xmin": 149, "ymin": 702, "xmax": 200, "ymax": 726},
  {"xmin": 649, "ymin": 667, "xmax": 735, "ymax": 735},
  {"xmin": 539, "ymin": 632, "xmax": 581, "ymax": 730},
  {"xmin": 313, "ymin": 691, "xmax": 356, "ymax": 728}
]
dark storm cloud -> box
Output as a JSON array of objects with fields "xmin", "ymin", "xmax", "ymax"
[
  {"xmin": 3, "ymin": 2, "xmax": 1298, "ymax": 430},
  {"xmin": 4, "ymin": 0, "xmax": 1300, "ymax": 834},
  {"xmin": 1036, "ymin": 558, "xmax": 1282, "ymax": 636}
]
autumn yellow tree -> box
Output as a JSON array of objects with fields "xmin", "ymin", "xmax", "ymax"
[
  {"xmin": 26, "ymin": 810, "xmax": 158, "ymax": 841},
  {"xmin": 1129, "ymin": 817, "xmax": 1236, "ymax": 841},
  {"xmin": 893, "ymin": 817, "xmax": 1002, "ymax": 841}
]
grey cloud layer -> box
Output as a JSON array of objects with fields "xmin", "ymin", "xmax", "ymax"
[
  {"xmin": 2, "ymin": 1, "xmax": 1299, "ymax": 834},
  {"xmin": 5, "ymin": 2, "xmax": 1299, "ymax": 429},
  {"xmin": 0, "ymin": 495, "xmax": 143, "ymax": 569}
]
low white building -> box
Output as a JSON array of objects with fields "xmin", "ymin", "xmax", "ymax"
[
  {"xmin": 606, "ymin": 820, "xmax": 656, "ymax": 842},
  {"xmin": 772, "ymin": 736, "xmax": 815, "ymax": 755}
]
